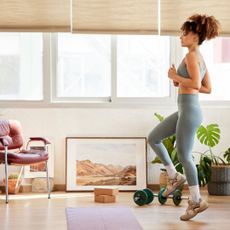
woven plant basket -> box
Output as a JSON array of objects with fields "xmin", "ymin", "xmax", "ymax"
[{"xmin": 208, "ymin": 165, "xmax": 230, "ymax": 195}]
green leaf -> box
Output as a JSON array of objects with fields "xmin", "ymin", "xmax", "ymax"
[
  {"xmin": 163, "ymin": 136, "xmax": 175, "ymax": 155},
  {"xmin": 151, "ymin": 156, "xmax": 162, "ymax": 164},
  {"xmin": 170, "ymin": 148, "xmax": 178, "ymax": 163},
  {"xmin": 196, "ymin": 155, "xmax": 212, "ymax": 186},
  {"xmin": 154, "ymin": 113, "xmax": 164, "ymax": 122},
  {"xmin": 224, "ymin": 148, "xmax": 230, "ymax": 163},
  {"xmin": 196, "ymin": 124, "xmax": 220, "ymax": 147},
  {"xmin": 175, "ymin": 163, "xmax": 183, "ymax": 174}
]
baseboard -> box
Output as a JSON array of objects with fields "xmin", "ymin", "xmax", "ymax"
[
  {"xmin": 0, "ymin": 184, "xmax": 207, "ymax": 193},
  {"xmin": 148, "ymin": 184, "xmax": 189, "ymax": 191},
  {"xmin": 0, "ymin": 184, "xmax": 32, "ymax": 193},
  {"xmin": 0, "ymin": 184, "xmax": 65, "ymax": 193},
  {"xmin": 53, "ymin": 184, "xmax": 66, "ymax": 191},
  {"xmin": 147, "ymin": 184, "xmax": 207, "ymax": 191},
  {"xmin": 147, "ymin": 184, "xmax": 161, "ymax": 191}
]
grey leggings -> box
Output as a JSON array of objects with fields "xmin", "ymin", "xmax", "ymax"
[{"xmin": 148, "ymin": 94, "xmax": 202, "ymax": 186}]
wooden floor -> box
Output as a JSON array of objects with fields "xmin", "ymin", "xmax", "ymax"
[{"xmin": 0, "ymin": 190, "xmax": 230, "ymax": 230}]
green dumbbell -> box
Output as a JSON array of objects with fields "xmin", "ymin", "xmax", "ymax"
[
  {"xmin": 158, "ymin": 187, "xmax": 187, "ymax": 206},
  {"xmin": 133, "ymin": 188, "xmax": 154, "ymax": 206}
]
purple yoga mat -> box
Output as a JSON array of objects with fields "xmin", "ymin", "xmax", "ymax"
[{"xmin": 66, "ymin": 207, "xmax": 143, "ymax": 230}]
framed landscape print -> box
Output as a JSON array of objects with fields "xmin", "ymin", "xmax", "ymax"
[{"xmin": 66, "ymin": 137, "xmax": 147, "ymax": 191}]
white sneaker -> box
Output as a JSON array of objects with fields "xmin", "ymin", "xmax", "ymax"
[{"xmin": 162, "ymin": 172, "xmax": 186, "ymax": 197}]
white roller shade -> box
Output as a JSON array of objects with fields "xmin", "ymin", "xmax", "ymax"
[
  {"xmin": 161, "ymin": 0, "xmax": 229, "ymax": 36},
  {"xmin": 0, "ymin": 0, "xmax": 70, "ymax": 32},
  {"xmin": 72, "ymin": 0, "xmax": 158, "ymax": 34}
]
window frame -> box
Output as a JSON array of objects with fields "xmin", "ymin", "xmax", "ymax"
[
  {"xmin": 51, "ymin": 33, "xmax": 175, "ymax": 106},
  {"xmin": 51, "ymin": 33, "xmax": 112, "ymax": 103},
  {"xmin": 0, "ymin": 33, "xmax": 229, "ymax": 108}
]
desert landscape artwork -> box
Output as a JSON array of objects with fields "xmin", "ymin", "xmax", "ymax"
[
  {"xmin": 66, "ymin": 137, "xmax": 146, "ymax": 191},
  {"xmin": 76, "ymin": 160, "xmax": 136, "ymax": 186}
]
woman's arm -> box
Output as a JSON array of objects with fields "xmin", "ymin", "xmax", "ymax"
[{"xmin": 199, "ymin": 70, "xmax": 212, "ymax": 94}]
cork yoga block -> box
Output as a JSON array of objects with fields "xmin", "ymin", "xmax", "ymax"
[
  {"xmin": 95, "ymin": 195, "xmax": 116, "ymax": 203},
  {"xmin": 94, "ymin": 188, "xmax": 119, "ymax": 196}
]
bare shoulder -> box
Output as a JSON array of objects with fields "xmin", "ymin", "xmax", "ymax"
[
  {"xmin": 185, "ymin": 51, "xmax": 197, "ymax": 61},
  {"xmin": 184, "ymin": 51, "xmax": 198, "ymax": 65}
]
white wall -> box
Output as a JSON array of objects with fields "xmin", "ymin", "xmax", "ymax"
[{"xmin": 1, "ymin": 106, "xmax": 230, "ymax": 185}]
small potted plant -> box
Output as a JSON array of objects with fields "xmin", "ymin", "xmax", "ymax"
[{"xmin": 195, "ymin": 123, "xmax": 230, "ymax": 195}]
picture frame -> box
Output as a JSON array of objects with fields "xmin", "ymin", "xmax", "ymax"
[
  {"xmin": 66, "ymin": 137, "xmax": 147, "ymax": 191},
  {"xmin": 24, "ymin": 145, "xmax": 54, "ymax": 178}
]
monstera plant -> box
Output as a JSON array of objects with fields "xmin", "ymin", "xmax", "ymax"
[
  {"xmin": 195, "ymin": 124, "xmax": 221, "ymax": 186},
  {"xmin": 195, "ymin": 123, "xmax": 230, "ymax": 195}
]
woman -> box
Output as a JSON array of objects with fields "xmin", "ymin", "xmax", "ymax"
[{"xmin": 148, "ymin": 14, "xmax": 220, "ymax": 221}]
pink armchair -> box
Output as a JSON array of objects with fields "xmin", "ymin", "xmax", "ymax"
[{"xmin": 0, "ymin": 119, "xmax": 51, "ymax": 203}]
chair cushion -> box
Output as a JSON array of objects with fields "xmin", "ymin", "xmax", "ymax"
[
  {"xmin": 0, "ymin": 119, "xmax": 24, "ymax": 150},
  {"xmin": 0, "ymin": 150, "xmax": 48, "ymax": 165},
  {"xmin": 0, "ymin": 119, "xmax": 10, "ymax": 136}
]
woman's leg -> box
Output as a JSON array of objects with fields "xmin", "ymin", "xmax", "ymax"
[
  {"xmin": 148, "ymin": 112, "xmax": 178, "ymax": 167},
  {"xmin": 176, "ymin": 95, "xmax": 208, "ymax": 221},
  {"xmin": 148, "ymin": 112, "xmax": 186, "ymax": 196},
  {"xmin": 176, "ymin": 109, "xmax": 200, "ymax": 188}
]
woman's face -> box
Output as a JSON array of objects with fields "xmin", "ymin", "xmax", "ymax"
[{"xmin": 180, "ymin": 30, "xmax": 198, "ymax": 48}]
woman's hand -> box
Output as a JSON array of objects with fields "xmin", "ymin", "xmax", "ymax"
[
  {"xmin": 173, "ymin": 81, "xmax": 179, "ymax": 87},
  {"xmin": 168, "ymin": 64, "xmax": 179, "ymax": 86},
  {"xmin": 168, "ymin": 64, "xmax": 177, "ymax": 80}
]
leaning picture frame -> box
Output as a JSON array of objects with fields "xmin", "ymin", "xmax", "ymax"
[{"xmin": 66, "ymin": 137, "xmax": 147, "ymax": 191}]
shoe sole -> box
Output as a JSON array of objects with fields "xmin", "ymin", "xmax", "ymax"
[{"xmin": 180, "ymin": 203, "xmax": 209, "ymax": 221}]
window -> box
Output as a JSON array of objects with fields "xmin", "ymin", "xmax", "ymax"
[
  {"xmin": 200, "ymin": 37, "xmax": 230, "ymax": 101},
  {"xmin": 56, "ymin": 34, "xmax": 170, "ymax": 102},
  {"xmin": 182, "ymin": 37, "xmax": 230, "ymax": 101},
  {"xmin": 56, "ymin": 34, "xmax": 111, "ymax": 98},
  {"xmin": 117, "ymin": 35, "xmax": 170, "ymax": 98},
  {"xmin": 0, "ymin": 33, "xmax": 43, "ymax": 100}
]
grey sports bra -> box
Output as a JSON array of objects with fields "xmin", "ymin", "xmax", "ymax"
[{"xmin": 177, "ymin": 59, "xmax": 206, "ymax": 80}]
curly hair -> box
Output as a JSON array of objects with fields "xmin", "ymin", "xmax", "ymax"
[{"xmin": 180, "ymin": 14, "xmax": 220, "ymax": 45}]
